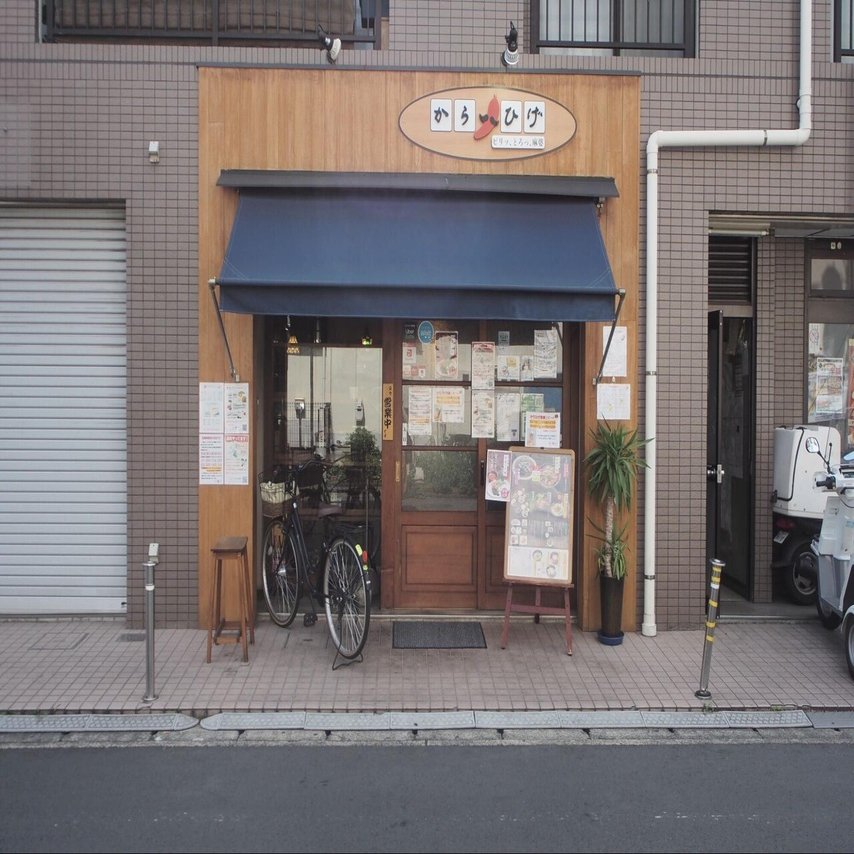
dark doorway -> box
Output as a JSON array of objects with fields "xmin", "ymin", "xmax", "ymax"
[{"xmin": 707, "ymin": 310, "xmax": 754, "ymax": 598}]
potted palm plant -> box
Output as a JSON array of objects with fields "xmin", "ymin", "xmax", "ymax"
[{"xmin": 585, "ymin": 421, "xmax": 649, "ymax": 645}]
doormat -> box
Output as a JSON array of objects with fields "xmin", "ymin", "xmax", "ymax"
[{"xmin": 392, "ymin": 621, "xmax": 486, "ymax": 650}]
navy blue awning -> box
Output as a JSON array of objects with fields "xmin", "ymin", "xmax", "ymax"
[{"xmin": 217, "ymin": 188, "xmax": 618, "ymax": 322}]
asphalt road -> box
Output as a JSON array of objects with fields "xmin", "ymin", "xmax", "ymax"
[{"xmin": 2, "ymin": 734, "xmax": 853, "ymax": 853}]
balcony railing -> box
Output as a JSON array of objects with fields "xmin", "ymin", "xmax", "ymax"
[
  {"xmin": 42, "ymin": 0, "xmax": 380, "ymax": 47},
  {"xmin": 532, "ymin": 0, "xmax": 695, "ymax": 57}
]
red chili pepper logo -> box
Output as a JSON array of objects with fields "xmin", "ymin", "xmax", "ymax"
[{"xmin": 473, "ymin": 95, "xmax": 500, "ymax": 141}]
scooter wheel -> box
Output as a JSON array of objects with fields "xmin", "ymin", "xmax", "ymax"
[
  {"xmin": 784, "ymin": 544, "xmax": 818, "ymax": 606},
  {"xmin": 816, "ymin": 595, "xmax": 842, "ymax": 630},
  {"xmin": 845, "ymin": 616, "xmax": 854, "ymax": 680}
]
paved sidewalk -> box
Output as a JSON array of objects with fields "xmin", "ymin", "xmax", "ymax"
[{"xmin": 1, "ymin": 613, "xmax": 853, "ymax": 724}]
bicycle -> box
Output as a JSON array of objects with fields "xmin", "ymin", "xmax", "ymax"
[{"xmin": 259, "ymin": 460, "xmax": 372, "ymax": 665}]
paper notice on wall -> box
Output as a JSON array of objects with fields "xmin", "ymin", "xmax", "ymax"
[
  {"xmin": 601, "ymin": 326, "xmax": 628, "ymax": 378},
  {"xmin": 199, "ymin": 433, "xmax": 224, "ymax": 485},
  {"xmin": 597, "ymin": 383, "xmax": 631, "ymax": 421},
  {"xmin": 199, "ymin": 382, "xmax": 224, "ymax": 433},
  {"xmin": 224, "ymin": 434, "xmax": 249, "ymax": 485},
  {"xmin": 224, "ymin": 383, "xmax": 250, "ymax": 434}
]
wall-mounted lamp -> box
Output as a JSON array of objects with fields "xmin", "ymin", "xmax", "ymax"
[
  {"xmin": 314, "ymin": 317, "xmax": 322, "ymax": 345},
  {"xmin": 361, "ymin": 330, "xmax": 373, "ymax": 347},
  {"xmin": 147, "ymin": 141, "xmax": 160, "ymax": 164},
  {"xmin": 317, "ymin": 25, "xmax": 341, "ymax": 63},
  {"xmin": 502, "ymin": 21, "xmax": 519, "ymax": 67}
]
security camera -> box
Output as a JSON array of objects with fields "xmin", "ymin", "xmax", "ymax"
[
  {"xmin": 503, "ymin": 21, "xmax": 519, "ymax": 67},
  {"xmin": 317, "ymin": 25, "xmax": 341, "ymax": 63}
]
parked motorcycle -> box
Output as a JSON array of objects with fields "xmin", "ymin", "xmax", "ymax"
[
  {"xmin": 805, "ymin": 435, "xmax": 854, "ymax": 679},
  {"xmin": 772, "ymin": 426, "xmax": 840, "ymax": 605}
]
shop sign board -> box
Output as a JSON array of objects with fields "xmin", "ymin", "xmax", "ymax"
[
  {"xmin": 383, "ymin": 383, "xmax": 394, "ymax": 441},
  {"xmin": 399, "ymin": 87, "xmax": 577, "ymax": 161},
  {"xmin": 504, "ymin": 447, "xmax": 575, "ymax": 586}
]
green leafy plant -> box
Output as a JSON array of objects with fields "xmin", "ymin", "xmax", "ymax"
[{"xmin": 584, "ymin": 422, "xmax": 649, "ymax": 580}]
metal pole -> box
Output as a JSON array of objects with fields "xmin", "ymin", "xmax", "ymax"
[
  {"xmin": 142, "ymin": 555, "xmax": 158, "ymax": 703},
  {"xmin": 696, "ymin": 558, "xmax": 724, "ymax": 699}
]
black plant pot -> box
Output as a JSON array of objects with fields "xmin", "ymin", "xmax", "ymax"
[{"xmin": 597, "ymin": 575, "xmax": 625, "ymax": 646}]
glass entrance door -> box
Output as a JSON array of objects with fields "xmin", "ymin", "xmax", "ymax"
[
  {"xmin": 396, "ymin": 319, "xmax": 572, "ymax": 610},
  {"xmin": 264, "ymin": 315, "xmax": 383, "ymax": 572}
]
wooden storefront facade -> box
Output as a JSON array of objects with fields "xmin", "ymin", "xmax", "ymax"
[{"xmin": 198, "ymin": 68, "xmax": 640, "ymax": 632}]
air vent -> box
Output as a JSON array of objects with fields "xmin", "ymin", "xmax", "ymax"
[{"xmin": 709, "ymin": 236, "xmax": 753, "ymax": 304}]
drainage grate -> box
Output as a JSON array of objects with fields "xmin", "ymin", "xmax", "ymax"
[
  {"xmin": 118, "ymin": 632, "xmax": 145, "ymax": 642},
  {"xmin": 0, "ymin": 713, "xmax": 199, "ymax": 733},
  {"xmin": 28, "ymin": 633, "xmax": 89, "ymax": 651}
]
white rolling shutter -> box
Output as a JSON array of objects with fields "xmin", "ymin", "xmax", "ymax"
[{"xmin": 0, "ymin": 206, "xmax": 127, "ymax": 614}]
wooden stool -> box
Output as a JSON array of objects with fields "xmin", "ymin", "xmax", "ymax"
[{"xmin": 206, "ymin": 536, "xmax": 254, "ymax": 663}]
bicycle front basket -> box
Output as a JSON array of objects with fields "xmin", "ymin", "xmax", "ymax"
[{"xmin": 259, "ymin": 479, "xmax": 290, "ymax": 518}]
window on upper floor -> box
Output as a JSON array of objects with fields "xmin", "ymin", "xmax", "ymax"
[
  {"xmin": 40, "ymin": 0, "xmax": 385, "ymax": 49},
  {"xmin": 836, "ymin": 0, "xmax": 854, "ymax": 62},
  {"xmin": 532, "ymin": 0, "xmax": 696, "ymax": 57}
]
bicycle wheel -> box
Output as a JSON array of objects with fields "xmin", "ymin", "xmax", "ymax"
[
  {"xmin": 261, "ymin": 519, "xmax": 300, "ymax": 627},
  {"xmin": 323, "ymin": 538, "xmax": 371, "ymax": 659}
]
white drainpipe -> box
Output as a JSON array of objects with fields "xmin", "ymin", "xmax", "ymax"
[{"xmin": 642, "ymin": 0, "xmax": 813, "ymax": 636}]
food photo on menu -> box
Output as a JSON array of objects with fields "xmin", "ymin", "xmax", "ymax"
[{"xmin": 505, "ymin": 449, "xmax": 573, "ymax": 584}]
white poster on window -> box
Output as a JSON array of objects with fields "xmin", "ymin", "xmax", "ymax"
[
  {"xmin": 496, "ymin": 392, "xmax": 522, "ymax": 442},
  {"xmin": 524, "ymin": 412, "xmax": 561, "ymax": 448},
  {"xmin": 471, "ymin": 390, "xmax": 495, "ymax": 438},
  {"xmin": 534, "ymin": 329, "xmax": 558, "ymax": 378},
  {"xmin": 814, "ymin": 356, "xmax": 844, "ymax": 416},
  {"xmin": 407, "ymin": 387, "xmax": 433, "ymax": 435},
  {"xmin": 433, "ymin": 386, "xmax": 465, "ymax": 423},
  {"xmin": 472, "ymin": 342, "xmax": 496, "ymax": 389},
  {"xmin": 497, "ymin": 353, "xmax": 521, "ymax": 382}
]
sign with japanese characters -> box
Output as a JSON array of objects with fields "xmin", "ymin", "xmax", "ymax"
[
  {"xmin": 504, "ymin": 447, "xmax": 575, "ymax": 586},
  {"xmin": 399, "ymin": 87, "xmax": 577, "ymax": 161}
]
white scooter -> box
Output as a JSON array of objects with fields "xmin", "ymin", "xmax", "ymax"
[{"xmin": 806, "ymin": 435, "xmax": 854, "ymax": 679}]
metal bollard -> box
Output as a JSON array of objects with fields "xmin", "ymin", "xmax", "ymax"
[
  {"xmin": 142, "ymin": 544, "xmax": 160, "ymax": 703},
  {"xmin": 696, "ymin": 558, "xmax": 724, "ymax": 699}
]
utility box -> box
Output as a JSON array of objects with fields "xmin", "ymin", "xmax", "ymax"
[{"xmin": 773, "ymin": 425, "xmax": 841, "ymax": 518}]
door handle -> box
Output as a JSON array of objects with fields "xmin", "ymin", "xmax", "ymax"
[
  {"xmin": 706, "ymin": 464, "xmax": 725, "ymax": 484},
  {"xmin": 480, "ymin": 459, "xmax": 486, "ymax": 486}
]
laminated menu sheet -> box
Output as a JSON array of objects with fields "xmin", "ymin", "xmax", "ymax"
[{"xmin": 503, "ymin": 447, "xmax": 574, "ymax": 586}]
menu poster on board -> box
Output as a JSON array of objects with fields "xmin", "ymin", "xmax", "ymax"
[{"xmin": 504, "ymin": 447, "xmax": 575, "ymax": 586}]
